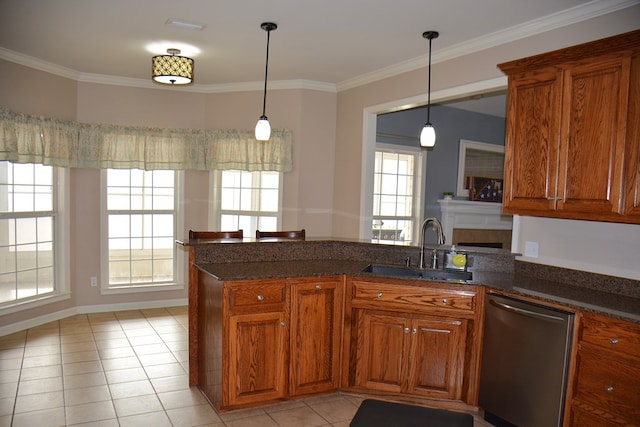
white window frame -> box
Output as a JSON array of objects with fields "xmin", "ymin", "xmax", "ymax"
[
  {"xmin": 210, "ymin": 170, "xmax": 283, "ymax": 235},
  {"xmin": 0, "ymin": 163, "xmax": 70, "ymax": 315},
  {"xmin": 100, "ymin": 169, "xmax": 185, "ymax": 294},
  {"xmin": 370, "ymin": 143, "xmax": 426, "ymax": 245}
]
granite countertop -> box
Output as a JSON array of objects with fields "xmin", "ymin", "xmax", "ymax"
[{"xmin": 197, "ymin": 259, "xmax": 640, "ymax": 323}]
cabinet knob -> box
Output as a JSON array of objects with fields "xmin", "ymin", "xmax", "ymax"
[
  {"xmin": 377, "ymin": 292, "xmax": 383, "ymax": 299},
  {"xmin": 257, "ymin": 294, "xmax": 264, "ymax": 301},
  {"xmin": 412, "ymin": 328, "xmax": 417, "ymax": 334},
  {"xmin": 315, "ymin": 284, "xmax": 322, "ymax": 290},
  {"xmin": 442, "ymin": 298, "xmax": 448, "ymax": 305},
  {"xmin": 605, "ymin": 385, "xmax": 614, "ymax": 393},
  {"xmin": 610, "ymin": 338, "xmax": 619, "ymax": 345},
  {"xmin": 404, "ymin": 327, "xmax": 410, "ymax": 334},
  {"xmin": 281, "ymin": 321, "xmax": 286, "ymax": 327}
]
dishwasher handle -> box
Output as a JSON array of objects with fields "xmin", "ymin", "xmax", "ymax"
[{"xmin": 489, "ymin": 298, "xmax": 566, "ymax": 323}]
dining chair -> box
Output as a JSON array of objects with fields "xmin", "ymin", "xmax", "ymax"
[
  {"xmin": 189, "ymin": 229, "xmax": 243, "ymax": 240},
  {"xmin": 255, "ymin": 229, "xmax": 305, "ymax": 240}
]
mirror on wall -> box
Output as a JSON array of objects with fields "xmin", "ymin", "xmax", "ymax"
[{"xmin": 456, "ymin": 139, "xmax": 505, "ymax": 198}]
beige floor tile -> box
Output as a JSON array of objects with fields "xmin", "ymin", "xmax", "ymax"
[
  {"xmin": 63, "ymin": 371, "xmax": 108, "ymax": 390},
  {"xmin": 143, "ymin": 362, "xmax": 187, "ymax": 378},
  {"xmin": 113, "ymin": 393, "xmax": 163, "ymax": 417},
  {"xmin": 0, "ymin": 348, "xmax": 23, "ymax": 360},
  {"xmin": 17, "ymin": 376, "xmax": 63, "ymax": 395},
  {"xmin": 269, "ymin": 405, "xmax": 329, "ymax": 426},
  {"xmin": 95, "ymin": 337, "xmax": 130, "ymax": 349},
  {"xmin": 0, "ymin": 396, "xmax": 15, "ymax": 417},
  {"xmin": 0, "ymin": 414, "xmax": 11, "ymax": 427},
  {"xmin": 157, "ymin": 387, "xmax": 208, "ymax": 410},
  {"xmin": 108, "ymin": 379, "xmax": 155, "ymax": 399},
  {"xmin": 138, "ymin": 352, "xmax": 178, "ymax": 366},
  {"xmin": 105, "ymin": 367, "xmax": 148, "ymax": 384},
  {"xmin": 0, "ymin": 369, "xmax": 19, "ymax": 385},
  {"xmin": 101, "ymin": 356, "xmax": 141, "ymax": 371},
  {"xmin": 165, "ymin": 403, "xmax": 222, "ymax": 427},
  {"xmin": 118, "ymin": 410, "xmax": 173, "ymax": 427},
  {"xmin": 98, "ymin": 345, "xmax": 136, "ymax": 359},
  {"xmin": 60, "ymin": 325, "xmax": 94, "ymax": 335},
  {"xmin": 164, "ymin": 339, "xmax": 188, "ymax": 351},
  {"xmin": 308, "ymin": 395, "xmax": 360, "ymax": 424},
  {"xmin": 127, "ymin": 334, "xmax": 163, "ymax": 345},
  {"xmin": 61, "ymin": 341, "xmax": 98, "ymax": 353},
  {"xmin": 93, "ymin": 330, "xmax": 127, "ymax": 341},
  {"xmin": 90, "ymin": 323, "xmax": 123, "ymax": 332},
  {"xmin": 23, "ymin": 343, "xmax": 60, "ymax": 357},
  {"xmin": 0, "ymin": 382, "xmax": 16, "ymax": 399},
  {"xmin": 224, "ymin": 413, "xmax": 279, "ymax": 427},
  {"xmin": 14, "ymin": 390, "xmax": 64, "ymax": 413},
  {"xmin": 217, "ymin": 406, "xmax": 267, "ymax": 422},
  {"xmin": 61, "ymin": 333, "xmax": 95, "ymax": 344},
  {"xmin": 64, "ymin": 384, "xmax": 111, "ymax": 406},
  {"xmin": 149, "ymin": 374, "xmax": 190, "ymax": 393},
  {"xmin": 65, "ymin": 400, "xmax": 117, "ymax": 425},
  {"xmin": 19, "ymin": 364, "xmax": 62, "ymax": 381},
  {"xmin": 62, "ymin": 360, "xmax": 103, "ymax": 375},
  {"xmin": 0, "ymin": 358, "xmax": 21, "ymax": 371},
  {"xmin": 21, "ymin": 353, "xmax": 62, "ymax": 368},
  {"xmin": 11, "ymin": 406, "xmax": 65, "ymax": 427},
  {"xmin": 62, "ymin": 349, "xmax": 101, "ymax": 364},
  {"xmin": 68, "ymin": 419, "xmax": 119, "ymax": 427},
  {"xmin": 133, "ymin": 343, "xmax": 169, "ymax": 356}
]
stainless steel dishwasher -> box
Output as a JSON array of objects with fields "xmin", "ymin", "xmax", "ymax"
[{"xmin": 479, "ymin": 292, "xmax": 574, "ymax": 427}]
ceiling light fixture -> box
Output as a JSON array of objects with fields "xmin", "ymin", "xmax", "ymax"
[
  {"xmin": 420, "ymin": 30, "xmax": 439, "ymax": 148},
  {"xmin": 152, "ymin": 48, "xmax": 194, "ymax": 85},
  {"xmin": 255, "ymin": 22, "xmax": 277, "ymax": 141}
]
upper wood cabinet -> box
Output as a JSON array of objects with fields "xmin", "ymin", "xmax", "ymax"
[{"xmin": 499, "ymin": 30, "xmax": 640, "ymax": 223}]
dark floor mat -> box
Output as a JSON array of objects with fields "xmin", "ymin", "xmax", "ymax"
[{"xmin": 350, "ymin": 399, "xmax": 474, "ymax": 427}]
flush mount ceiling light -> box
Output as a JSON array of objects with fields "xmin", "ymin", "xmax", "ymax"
[
  {"xmin": 255, "ymin": 22, "xmax": 278, "ymax": 141},
  {"xmin": 420, "ymin": 30, "xmax": 439, "ymax": 148},
  {"xmin": 152, "ymin": 48, "xmax": 194, "ymax": 85}
]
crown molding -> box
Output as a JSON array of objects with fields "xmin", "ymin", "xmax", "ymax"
[{"xmin": 1, "ymin": 0, "xmax": 635, "ymax": 94}]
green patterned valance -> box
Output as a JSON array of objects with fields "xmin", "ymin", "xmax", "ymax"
[{"xmin": 0, "ymin": 109, "xmax": 292, "ymax": 172}]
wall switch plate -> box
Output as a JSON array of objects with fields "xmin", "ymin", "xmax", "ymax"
[
  {"xmin": 524, "ymin": 241, "xmax": 539, "ymax": 258},
  {"xmin": 90, "ymin": 276, "xmax": 98, "ymax": 287}
]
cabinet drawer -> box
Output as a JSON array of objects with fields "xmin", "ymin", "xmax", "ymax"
[
  {"xmin": 352, "ymin": 281, "xmax": 476, "ymax": 313},
  {"xmin": 580, "ymin": 312, "xmax": 640, "ymax": 357},
  {"xmin": 573, "ymin": 348, "xmax": 640, "ymax": 422},
  {"xmin": 228, "ymin": 281, "xmax": 286, "ymax": 310}
]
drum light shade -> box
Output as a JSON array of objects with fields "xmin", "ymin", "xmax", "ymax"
[{"xmin": 152, "ymin": 48, "xmax": 194, "ymax": 85}]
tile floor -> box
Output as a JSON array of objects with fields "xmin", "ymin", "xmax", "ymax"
[{"xmin": 0, "ymin": 306, "xmax": 493, "ymax": 426}]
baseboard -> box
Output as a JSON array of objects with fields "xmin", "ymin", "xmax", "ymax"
[{"xmin": 0, "ymin": 298, "xmax": 188, "ymax": 337}]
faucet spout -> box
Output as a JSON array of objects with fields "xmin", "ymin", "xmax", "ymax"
[{"xmin": 419, "ymin": 217, "xmax": 446, "ymax": 269}]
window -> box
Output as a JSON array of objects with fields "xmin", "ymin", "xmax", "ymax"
[
  {"xmin": 212, "ymin": 170, "xmax": 282, "ymax": 236},
  {"xmin": 372, "ymin": 145, "xmax": 424, "ymax": 245},
  {"xmin": 0, "ymin": 161, "xmax": 69, "ymax": 311},
  {"xmin": 102, "ymin": 169, "xmax": 183, "ymax": 292}
]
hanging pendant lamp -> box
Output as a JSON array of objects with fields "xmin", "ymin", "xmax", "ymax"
[
  {"xmin": 255, "ymin": 22, "xmax": 278, "ymax": 141},
  {"xmin": 420, "ymin": 31, "xmax": 439, "ymax": 148},
  {"xmin": 152, "ymin": 48, "xmax": 194, "ymax": 85}
]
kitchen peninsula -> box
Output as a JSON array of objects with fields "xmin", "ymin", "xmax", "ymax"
[{"xmin": 181, "ymin": 239, "xmax": 640, "ymax": 423}]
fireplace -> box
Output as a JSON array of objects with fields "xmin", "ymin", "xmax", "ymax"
[{"xmin": 438, "ymin": 199, "xmax": 513, "ymax": 250}]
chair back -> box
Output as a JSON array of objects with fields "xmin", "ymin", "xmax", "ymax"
[
  {"xmin": 189, "ymin": 229, "xmax": 243, "ymax": 240},
  {"xmin": 255, "ymin": 229, "xmax": 305, "ymax": 240}
]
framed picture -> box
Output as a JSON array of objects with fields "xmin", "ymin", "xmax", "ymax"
[
  {"xmin": 457, "ymin": 139, "xmax": 505, "ymax": 198},
  {"xmin": 469, "ymin": 176, "xmax": 503, "ymax": 202}
]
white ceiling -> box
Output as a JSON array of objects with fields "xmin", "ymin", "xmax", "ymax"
[{"xmin": 1, "ymin": 0, "xmax": 633, "ymax": 94}]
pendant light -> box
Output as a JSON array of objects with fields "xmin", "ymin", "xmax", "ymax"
[
  {"xmin": 420, "ymin": 31, "xmax": 439, "ymax": 148},
  {"xmin": 255, "ymin": 22, "xmax": 278, "ymax": 141},
  {"xmin": 152, "ymin": 48, "xmax": 194, "ymax": 85}
]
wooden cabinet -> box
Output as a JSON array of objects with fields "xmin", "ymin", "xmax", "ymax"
[
  {"xmin": 344, "ymin": 276, "xmax": 483, "ymax": 404},
  {"xmin": 567, "ymin": 311, "xmax": 640, "ymax": 426},
  {"xmin": 219, "ymin": 276, "xmax": 343, "ymax": 409},
  {"xmin": 289, "ymin": 276, "xmax": 343, "ymax": 396},
  {"xmin": 499, "ymin": 30, "xmax": 640, "ymax": 224}
]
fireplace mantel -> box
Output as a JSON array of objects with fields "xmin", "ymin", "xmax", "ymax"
[{"xmin": 438, "ymin": 199, "xmax": 513, "ymax": 246}]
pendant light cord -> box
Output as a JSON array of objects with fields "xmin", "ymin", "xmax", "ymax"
[
  {"xmin": 261, "ymin": 27, "xmax": 272, "ymax": 117},
  {"xmin": 426, "ymin": 36, "xmax": 432, "ymax": 124}
]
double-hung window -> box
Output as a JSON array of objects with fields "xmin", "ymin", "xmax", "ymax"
[
  {"xmin": 372, "ymin": 144, "xmax": 425, "ymax": 245},
  {"xmin": 102, "ymin": 169, "xmax": 183, "ymax": 292},
  {"xmin": 0, "ymin": 161, "xmax": 69, "ymax": 312},
  {"xmin": 211, "ymin": 170, "xmax": 282, "ymax": 236}
]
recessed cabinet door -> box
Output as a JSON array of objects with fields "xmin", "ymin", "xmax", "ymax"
[
  {"xmin": 624, "ymin": 53, "xmax": 640, "ymax": 218},
  {"xmin": 407, "ymin": 317, "xmax": 466, "ymax": 400},
  {"xmin": 289, "ymin": 277, "xmax": 342, "ymax": 396},
  {"xmin": 227, "ymin": 311, "xmax": 288, "ymax": 406},
  {"xmin": 557, "ymin": 56, "xmax": 630, "ymax": 215},
  {"xmin": 356, "ymin": 311, "xmax": 410, "ymax": 393},
  {"xmin": 503, "ymin": 67, "xmax": 563, "ymax": 213}
]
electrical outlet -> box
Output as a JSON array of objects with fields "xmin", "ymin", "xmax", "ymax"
[
  {"xmin": 90, "ymin": 276, "xmax": 98, "ymax": 287},
  {"xmin": 524, "ymin": 241, "xmax": 539, "ymax": 258}
]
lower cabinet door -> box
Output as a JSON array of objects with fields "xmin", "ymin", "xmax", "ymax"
[
  {"xmin": 407, "ymin": 317, "xmax": 466, "ymax": 400},
  {"xmin": 227, "ymin": 311, "xmax": 288, "ymax": 407}
]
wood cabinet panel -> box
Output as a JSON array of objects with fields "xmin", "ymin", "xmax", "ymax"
[{"xmin": 289, "ymin": 277, "xmax": 343, "ymax": 396}]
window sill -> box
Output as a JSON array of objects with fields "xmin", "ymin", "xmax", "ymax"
[
  {"xmin": 0, "ymin": 292, "xmax": 72, "ymax": 316},
  {"xmin": 100, "ymin": 283, "xmax": 185, "ymax": 295}
]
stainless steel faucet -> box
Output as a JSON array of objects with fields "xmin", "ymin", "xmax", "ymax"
[{"xmin": 419, "ymin": 217, "xmax": 446, "ymax": 269}]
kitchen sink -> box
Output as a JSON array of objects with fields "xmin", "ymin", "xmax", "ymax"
[{"xmin": 361, "ymin": 264, "xmax": 472, "ymax": 282}]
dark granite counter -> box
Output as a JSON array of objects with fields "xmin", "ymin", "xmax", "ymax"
[{"xmin": 188, "ymin": 240, "xmax": 640, "ymax": 323}]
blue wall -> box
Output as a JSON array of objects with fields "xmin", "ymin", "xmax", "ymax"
[{"xmin": 377, "ymin": 105, "xmax": 506, "ymax": 225}]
